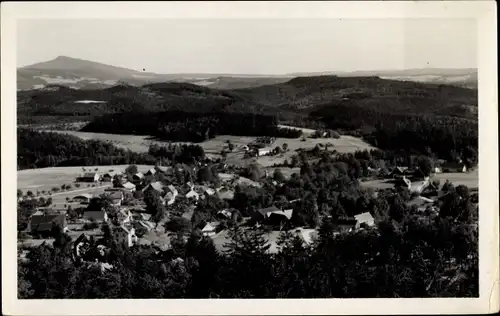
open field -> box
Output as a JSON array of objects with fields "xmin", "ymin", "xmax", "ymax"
[
  {"xmin": 360, "ymin": 169, "xmax": 479, "ymax": 191},
  {"xmin": 41, "ymin": 130, "xmax": 162, "ymax": 153},
  {"xmin": 433, "ymin": 169, "xmax": 479, "ymax": 189},
  {"xmin": 44, "ymin": 129, "xmax": 376, "ymax": 168},
  {"xmin": 17, "ymin": 164, "xmax": 155, "ymax": 196}
]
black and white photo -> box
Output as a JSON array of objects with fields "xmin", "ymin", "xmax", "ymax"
[{"xmin": 2, "ymin": 1, "xmax": 498, "ymax": 315}]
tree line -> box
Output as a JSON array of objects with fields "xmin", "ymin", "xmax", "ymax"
[
  {"xmin": 308, "ymin": 102, "xmax": 477, "ymax": 162},
  {"xmin": 81, "ymin": 111, "xmax": 302, "ymax": 142},
  {"xmin": 17, "ymin": 129, "xmax": 206, "ymax": 170}
]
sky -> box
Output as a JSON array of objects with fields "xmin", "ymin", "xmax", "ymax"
[{"xmin": 17, "ymin": 18, "xmax": 477, "ymax": 74}]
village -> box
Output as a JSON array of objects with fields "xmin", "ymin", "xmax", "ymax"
[{"xmin": 18, "ymin": 140, "xmax": 477, "ymax": 268}]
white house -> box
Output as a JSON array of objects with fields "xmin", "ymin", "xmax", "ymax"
[
  {"xmin": 114, "ymin": 225, "xmax": 138, "ymax": 247},
  {"xmin": 354, "ymin": 212, "xmax": 375, "ymax": 229},
  {"xmin": 202, "ymin": 222, "xmax": 218, "ymax": 237},
  {"xmin": 258, "ymin": 148, "xmax": 272, "ymax": 156},
  {"xmin": 185, "ymin": 189, "xmax": 199, "ymax": 201}
]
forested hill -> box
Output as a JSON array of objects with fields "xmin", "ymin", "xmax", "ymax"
[
  {"xmin": 18, "ymin": 75, "xmax": 477, "ymax": 125},
  {"xmin": 232, "ymin": 75, "xmax": 478, "ymax": 118},
  {"xmin": 17, "ymin": 82, "xmax": 292, "ymax": 125}
]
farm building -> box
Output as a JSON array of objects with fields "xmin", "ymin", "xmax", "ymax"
[
  {"xmin": 83, "ymin": 209, "xmax": 108, "ymax": 223},
  {"xmin": 114, "ymin": 225, "xmax": 138, "ymax": 247},
  {"xmin": 145, "ymin": 168, "xmax": 157, "ymax": 176},
  {"xmin": 267, "ymin": 208, "xmax": 294, "ymax": 225},
  {"xmin": 257, "ymin": 206, "xmax": 293, "ymax": 224},
  {"xmin": 101, "ymin": 170, "xmax": 122, "ymax": 182},
  {"xmin": 202, "ymin": 222, "xmax": 218, "ymax": 237},
  {"xmin": 29, "ymin": 212, "xmax": 67, "ymax": 235},
  {"xmin": 106, "ymin": 191, "xmax": 124, "ymax": 206},
  {"xmin": 143, "ymin": 181, "xmax": 164, "ymax": 194},
  {"xmin": 72, "ymin": 194, "xmax": 93, "ymax": 204},
  {"xmin": 354, "ymin": 212, "xmax": 375, "ymax": 229},
  {"xmin": 132, "ymin": 172, "xmax": 145, "ymax": 183},
  {"xmin": 118, "ymin": 181, "xmax": 136, "ymax": 192},
  {"xmin": 79, "ymin": 172, "xmax": 100, "ymax": 182},
  {"xmin": 409, "ymin": 177, "xmax": 431, "ymax": 194}
]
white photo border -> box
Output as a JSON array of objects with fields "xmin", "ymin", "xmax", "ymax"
[{"xmin": 2, "ymin": 1, "xmax": 498, "ymax": 315}]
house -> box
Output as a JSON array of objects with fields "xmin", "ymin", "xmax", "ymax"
[
  {"xmin": 79, "ymin": 172, "xmax": 100, "ymax": 183},
  {"xmin": 354, "ymin": 212, "xmax": 375, "ymax": 229},
  {"xmin": 409, "ymin": 177, "xmax": 431, "ymax": 194},
  {"xmin": 201, "ymin": 222, "xmax": 218, "ymax": 237},
  {"xmin": 257, "ymin": 148, "xmax": 272, "ymax": 157},
  {"xmin": 132, "ymin": 172, "xmax": 145, "ymax": 183},
  {"xmin": 217, "ymin": 209, "xmax": 234, "ymax": 220},
  {"xmin": 204, "ymin": 187, "xmax": 216, "ymax": 197},
  {"xmin": 433, "ymin": 167, "xmax": 443, "ymax": 174},
  {"xmin": 145, "ymin": 168, "xmax": 156, "ymax": 176},
  {"xmin": 164, "ymin": 185, "xmax": 178, "ymax": 205},
  {"xmin": 118, "ymin": 208, "xmax": 133, "ymax": 225},
  {"xmin": 114, "ymin": 225, "xmax": 138, "ymax": 247},
  {"xmin": 185, "ymin": 189, "xmax": 199, "ymax": 201},
  {"xmin": 29, "ymin": 213, "xmax": 67, "ymax": 235},
  {"xmin": 72, "ymin": 194, "xmax": 93, "ymax": 204},
  {"xmin": 106, "ymin": 191, "xmax": 124, "ymax": 206},
  {"xmin": 142, "ymin": 181, "xmax": 164, "ymax": 194},
  {"xmin": 118, "ymin": 181, "xmax": 136, "ymax": 192},
  {"xmin": 101, "ymin": 170, "xmax": 121, "ymax": 182},
  {"xmin": 267, "ymin": 208, "xmax": 293, "ymax": 221},
  {"xmin": 258, "ymin": 206, "xmax": 282, "ymax": 218},
  {"xmin": 83, "ymin": 208, "xmax": 108, "ymax": 223}
]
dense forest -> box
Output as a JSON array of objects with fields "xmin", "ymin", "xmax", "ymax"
[
  {"xmin": 18, "ymin": 154, "xmax": 478, "ymax": 298},
  {"xmin": 308, "ymin": 103, "xmax": 478, "ymax": 162},
  {"xmin": 82, "ymin": 111, "xmax": 302, "ymax": 142},
  {"xmin": 17, "ymin": 129, "xmax": 206, "ymax": 170}
]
